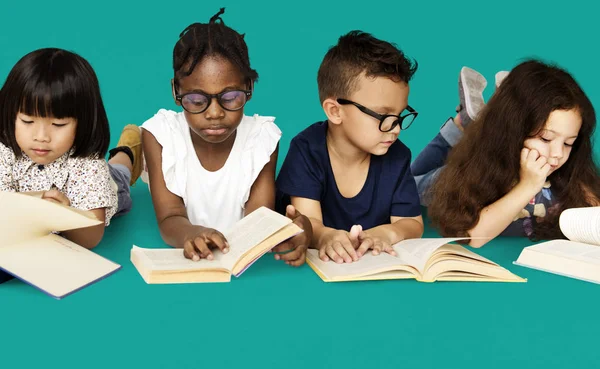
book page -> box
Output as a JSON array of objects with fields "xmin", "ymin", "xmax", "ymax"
[
  {"xmin": 393, "ymin": 238, "xmax": 471, "ymax": 272},
  {"xmin": 131, "ymin": 246, "xmax": 231, "ymax": 272},
  {"xmin": 0, "ymin": 191, "xmax": 101, "ymax": 247},
  {"xmin": 0, "ymin": 234, "xmax": 120, "ymax": 298},
  {"xmin": 515, "ymin": 240, "xmax": 600, "ymax": 284},
  {"xmin": 559, "ymin": 207, "xmax": 600, "ymax": 245},
  {"xmin": 306, "ymin": 249, "xmax": 418, "ymax": 281},
  {"xmin": 521, "ymin": 239, "xmax": 600, "ymax": 265},
  {"xmin": 220, "ymin": 207, "xmax": 292, "ymax": 271}
]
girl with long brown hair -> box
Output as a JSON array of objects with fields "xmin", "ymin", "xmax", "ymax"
[{"xmin": 412, "ymin": 60, "xmax": 600, "ymax": 247}]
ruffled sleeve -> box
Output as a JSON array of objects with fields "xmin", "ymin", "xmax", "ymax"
[
  {"xmin": 140, "ymin": 109, "xmax": 190, "ymax": 202},
  {"xmin": 239, "ymin": 114, "xmax": 282, "ymax": 206}
]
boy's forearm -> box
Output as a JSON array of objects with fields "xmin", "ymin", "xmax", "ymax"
[
  {"xmin": 367, "ymin": 219, "xmax": 424, "ymax": 245},
  {"xmin": 308, "ymin": 218, "xmax": 335, "ymax": 249}
]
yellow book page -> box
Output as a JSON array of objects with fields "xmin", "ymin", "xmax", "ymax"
[
  {"xmin": 131, "ymin": 246, "xmax": 231, "ymax": 273},
  {"xmin": 305, "ymin": 249, "xmax": 418, "ymax": 281},
  {"xmin": 0, "ymin": 234, "xmax": 120, "ymax": 298},
  {"xmin": 0, "ymin": 191, "xmax": 101, "ymax": 247},
  {"xmin": 423, "ymin": 258, "xmax": 525, "ymax": 282},
  {"xmin": 220, "ymin": 207, "xmax": 293, "ymax": 271},
  {"xmin": 392, "ymin": 238, "xmax": 472, "ymax": 273}
]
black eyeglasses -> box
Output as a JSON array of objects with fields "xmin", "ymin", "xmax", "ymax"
[
  {"xmin": 337, "ymin": 98, "xmax": 418, "ymax": 132},
  {"xmin": 174, "ymin": 84, "xmax": 252, "ymax": 114}
]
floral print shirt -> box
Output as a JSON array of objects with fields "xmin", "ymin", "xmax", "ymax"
[{"xmin": 0, "ymin": 143, "xmax": 117, "ymax": 225}]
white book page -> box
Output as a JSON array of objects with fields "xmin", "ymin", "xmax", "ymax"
[
  {"xmin": 393, "ymin": 238, "xmax": 470, "ymax": 272},
  {"xmin": 559, "ymin": 207, "xmax": 600, "ymax": 245},
  {"xmin": 306, "ymin": 249, "xmax": 416, "ymax": 280},
  {"xmin": 132, "ymin": 246, "xmax": 231, "ymax": 271},
  {"xmin": 132, "ymin": 207, "xmax": 292, "ymax": 272},
  {"xmin": 220, "ymin": 207, "xmax": 291, "ymax": 270},
  {"xmin": 523, "ymin": 239, "xmax": 600, "ymax": 266}
]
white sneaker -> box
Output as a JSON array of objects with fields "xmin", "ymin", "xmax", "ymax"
[
  {"xmin": 495, "ymin": 71, "xmax": 509, "ymax": 88},
  {"xmin": 458, "ymin": 66, "xmax": 487, "ymax": 127}
]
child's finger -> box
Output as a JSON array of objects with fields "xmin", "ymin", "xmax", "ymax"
[
  {"xmin": 340, "ymin": 238, "xmax": 359, "ymax": 261},
  {"xmin": 535, "ymin": 154, "xmax": 547, "ymax": 167},
  {"xmin": 383, "ymin": 242, "xmax": 396, "ymax": 256},
  {"xmin": 272, "ymin": 241, "xmax": 295, "ymax": 253},
  {"xmin": 520, "ymin": 148, "xmax": 530, "ymax": 162},
  {"xmin": 193, "ymin": 237, "xmax": 213, "ymax": 260},
  {"xmin": 326, "ymin": 245, "xmax": 344, "ymax": 264},
  {"xmin": 287, "ymin": 253, "xmax": 306, "ymax": 267},
  {"xmin": 319, "ymin": 246, "xmax": 330, "ymax": 262},
  {"xmin": 356, "ymin": 237, "xmax": 373, "ymax": 258},
  {"xmin": 279, "ymin": 245, "xmax": 305, "ymax": 261},
  {"xmin": 349, "ymin": 225, "xmax": 361, "ymax": 241},
  {"xmin": 207, "ymin": 232, "xmax": 229, "ymax": 254},
  {"xmin": 332, "ymin": 242, "xmax": 353, "ymax": 263},
  {"xmin": 541, "ymin": 163, "xmax": 552, "ymax": 175},
  {"xmin": 372, "ymin": 239, "xmax": 383, "ymax": 255},
  {"xmin": 285, "ymin": 204, "xmax": 301, "ymax": 219},
  {"xmin": 273, "ymin": 241, "xmax": 295, "ymax": 260},
  {"xmin": 527, "ymin": 149, "xmax": 540, "ymax": 161},
  {"xmin": 183, "ymin": 241, "xmax": 201, "ymax": 261}
]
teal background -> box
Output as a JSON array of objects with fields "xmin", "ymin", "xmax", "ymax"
[{"xmin": 1, "ymin": 0, "xmax": 599, "ymax": 368}]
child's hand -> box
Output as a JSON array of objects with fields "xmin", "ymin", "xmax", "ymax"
[
  {"xmin": 271, "ymin": 205, "xmax": 312, "ymax": 267},
  {"xmin": 182, "ymin": 226, "xmax": 229, "ymax": 261},
  {"xmin": 520, "ymin": 148, "xmax": 551, "ymax": 192},
  {"xmin": 352, "ymin": 225, "xmax": 397, "ymax": 258},
  {"xmin": 42, "ymin": 189, "xmax": 71, "ymax": 207},
  {"xmin": 318, "ymin": 228, "xmax": 360, "ymax": 264}
]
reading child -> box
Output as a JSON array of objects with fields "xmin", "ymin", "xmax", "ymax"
[
  {"xmin": 412, "ymin": 61, "xmax": 600, "ymax": 247},
  {"xmin": 276, "ymin": 31, "xmax": 424, "ymax": 264},
  {"xmin": 141, "ymin": 8, "xmax": 311, "ymax": 266},
  {"xmin": 0, "ymin": 48, "xmax": 143, "ymax": 250}
]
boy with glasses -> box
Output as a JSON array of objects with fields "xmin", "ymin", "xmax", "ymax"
[{"xmin": 276, "ymin": 31, "xmax": 424, "ymax": 264}]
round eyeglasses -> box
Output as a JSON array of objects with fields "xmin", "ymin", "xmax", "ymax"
[
  {"xmin": 175, "ymin": 88, "xmax": 252, "ymax": 114},
  {"xmin": 337, "ymin": 98, "xmax": 418, "ymax": 132}
]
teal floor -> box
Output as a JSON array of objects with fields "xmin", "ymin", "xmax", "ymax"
[
  {"xmin": 1, "ymin": 185, "xmax": 598, "ymax": 368},
  {"xmin": 2, "ymin": 0, "xmax": 600, "ymax": 367}
]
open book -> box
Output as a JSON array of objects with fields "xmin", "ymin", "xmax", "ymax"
[
  {"xmin": 515, "ymin": 207, "xmax": 600, "ymax": 284},
  {"xmin": 306, "ymin": 238, "xmax": 525, "ymax": 283},
  {"xmin": 0, "ymin": 191, "xmax": 121, "ymax": 299},
  {"xmin": 131, "ymin": 207, "xmax": 303, "ymax": 283}
]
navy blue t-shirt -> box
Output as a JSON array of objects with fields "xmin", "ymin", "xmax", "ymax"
[{"xmin": 276, "ymin": 121, "xmax": 421, "ymax": 231}]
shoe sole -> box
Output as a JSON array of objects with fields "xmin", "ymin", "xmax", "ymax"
[
  {"xmin": 495, "ymin": 71, "xmax": 509, "ymax": 88},
  {"xmin": 459, "ymin": 67, "xmax": 487, "ymax": 122}
]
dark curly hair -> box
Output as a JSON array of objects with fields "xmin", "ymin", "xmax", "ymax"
[
  {"xmin": 172, "ymin": 8, "xmax": 258, "ymax": 85},
  {"xmin": 317, "ymin": 30, "xmax": 417, "ymax": 103}
]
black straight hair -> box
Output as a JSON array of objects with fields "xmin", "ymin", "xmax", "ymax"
[{"xmin": 0, "ymin": 48, "xmax": 110, "ymax": 158}]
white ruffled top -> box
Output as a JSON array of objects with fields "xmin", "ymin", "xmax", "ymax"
[{"xmin": 141, "ymin": 109, "xmax": 281, "ymax": 232}]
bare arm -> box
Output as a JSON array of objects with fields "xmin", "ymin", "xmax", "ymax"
[
  {"xmin": 244, "ymin": 145, "xmax": 278, "ymax": 215},
  {"xmin": 467, "ymin": 182, "xmax": 538, "ymax": 247},
  {"xmin": 61, "ymin": 208, "xmax": 106, "ymax": 249},
  {"xmin": 468, "ymin": 148, "xmax": 549, "ymax": 248},
  {"xmin": 142, "ymin": 129, "xmax": 206, "ymax": 248},
  {"xmin": 364, "ymin": 215, "xmax": 424, "ymax": 245},
  {"xmin": 289, "ymin": 196, "xmax": 333, "ymax": 249}
]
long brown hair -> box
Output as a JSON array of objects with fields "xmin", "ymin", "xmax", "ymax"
[{"xmin": 429, "ymin": 59, "xmax": 600, "ymax": 240}]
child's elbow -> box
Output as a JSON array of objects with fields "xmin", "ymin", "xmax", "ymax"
[{"xmin": 467, "ymin": 236, "xmax": 489, "ymax": 248}]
